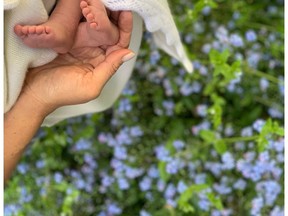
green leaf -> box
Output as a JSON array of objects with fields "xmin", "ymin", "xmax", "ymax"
[
  {"xmin": 178, "ymin": 202, "xmax": 195, "ymax": 213},
  {"xmin": 257, "ymin": 136, "xmax": 268, "ymax": 152},
  {"xmin": 209, "ymin": 49, "xmax": 230, "ymax": 66},
  {"xmin": 207, "ymin": 193, "xmax": 224, "ymax": 210},
  {"xmin": 208, "ymin": 104, "xmax": 222, "ymax": 129},
  {"xmin": 158, "ymin": 161, "xmax": 170, "ymax": 182},
  {"xmin": 257, "ymin": 119, "xmax": 284, "ymax": 152},
  {"xmin": 272, "ymin": 121, "xmax": 284, "ymax": 136},
  {"xmin": 214, "ymin": 140, "xmax": 227, "ymax": 155},
  {"xmin": 179, "ymin": 184, "xmax": 209, "ymax": 204},
  {"xmin": 199, "ymin": 130, "xmax": 216, "ymax": 143}
]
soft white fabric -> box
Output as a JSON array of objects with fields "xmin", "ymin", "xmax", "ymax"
[
  {"xmin": 101, "ymin": 0, "xmax": 193, "ymax": 73},
  {"xmin": 4, "ymin": 0, "xmax": 58, "ymax": 113},
  {"xmin": 4, "ymin": 0, "xmax": 193, "ymax": 126}
]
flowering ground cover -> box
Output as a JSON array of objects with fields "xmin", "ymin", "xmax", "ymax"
[{"xmin": 4, "ymin": 0, "xmax": 284, "ymax": 215}]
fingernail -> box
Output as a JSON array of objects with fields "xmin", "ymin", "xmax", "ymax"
[{"xmin": 122, "ymin": 52, "xmax": 135, "ymax": 62}]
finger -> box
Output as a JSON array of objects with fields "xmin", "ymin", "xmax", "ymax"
[
  {"xmin": 117, "ymin": 11, "xmax": 133, "ymax": 48},
  {"xmin": 91, "ymin": 49, "xmax": 135, "ymax": 94},
  {"xmin": 107, "ymin": 11, "xmax": 133, "ymax": 54},
  {"xmin": 109, "ymin": 10, "xmax": 120, "ymax": 26}
]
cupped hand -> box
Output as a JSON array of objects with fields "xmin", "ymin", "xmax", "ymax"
[{"xmin": 20, "ymin": 11, "xmax": 134, "ymax": 115}]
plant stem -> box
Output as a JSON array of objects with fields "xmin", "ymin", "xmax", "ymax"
[
  {"xmin": 242, "ymin": 63, "xmax": 283, "ymax": 84},
  {"xmin": 221, "ymin": 136, "xmax": 258, "ymax": 143}
]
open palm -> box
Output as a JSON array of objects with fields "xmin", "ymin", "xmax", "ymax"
[{"xmin": 22, "ymin": 11, "xmax": 133, "ymax": 113}]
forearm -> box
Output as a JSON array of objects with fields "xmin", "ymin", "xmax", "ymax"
[{"xmin": 4, "ymin": 92, "xmax": 52, "ymax": 183}]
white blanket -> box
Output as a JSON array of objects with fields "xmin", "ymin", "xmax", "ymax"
[{"xmin": 4, "ymin": 0, "xmax": 193, "ymax": 126}]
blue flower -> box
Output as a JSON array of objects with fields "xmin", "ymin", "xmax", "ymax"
[
  {"xmin": 191, "ymin": 121, "xmax": 211, "ymax": 135},
  {"xmin": 107, "ymin": 203, "xmax": 122, "ymax": 215},
  {"xmin": 122, "ymin": 83, "xmax": 135, "ymax": 96},
  {"xmin": 213, "ymin": 183, "xmax": 232, "ymax": 195},
  {"xmin": 74, "ymin": 138, "xmax": 91, "ymax": 151},
  {"xmin": 180, "ymin": 82, "xmax": 194, "ymax": 96},
  {"xmin": 241, "ymin": 126, "xmax": 253, "ymax": 137},
  {"xmin": 247, "ymin": 51, "xmax": 261, "ymax": 68},
  {"xmin": 110, "ymin": 159, "xmax": 125, "ymax": 172},
  {"xmin": 125, "ymin": 167, "xmax": 144, "ymax": 179},
  {"xmin": 140, "ymin": 210, "xmax": 151, "ymax": 216},
  {"xmin": 162, "ymin": 100, "xmax": 175, "ymax": 116},
  {"xmin": 117, "ymin": 178, "xmax": 129, "ymax": 190},
  {"xmin": 215, "ymin": 26, "xmax": 229, "ymax": 43},
  {"xmin": 198, "ymin": 199, "xmax": 210, "ymax": 211},
  {"xmin": 84, "ymin": 153, "xmax": 98, "ymax": 168},
  {"xmin": 177, "ymin": 181, "xmax": 188, "ymax": 193},
  {"xmin": 232, "ymin": 11, "xmax": 241, "ymax": 20},
  {"xmin": 211, "ymin": 210, "xmax": 221, "ymax": 216},
  {"xmin": 268, "ymin": 108, "xmax": 283, "ymax": 119},
  {"xmin": 166, "ymin": 199, "xmax": 177, "ymax": 208},
  {"xmin": 194, "ymin": 173, "xmax": 207, "ymax": 184},
  {"xmin": 150, "ymin": 50, "xmax": 161, "ymax": 65},
  {"xmin": 35, "ymin": 160, "xmax": 46, "ymax": 169},
  {"xmin": 259, "ymin": 78, "xmax": 269, "ymax": 92},
  {"xmin": 75, "ymin": 179, "xmax": 85, "ymax": 189},
  {"xmin": 147, "ymin": 166, "xmax": 159, "ymax": 178},
  {"xmin": 166, "ymin": 158, "xmax": 184, "ymax": 174},
  {"xmin": 245, "ymin": 30, "xmax": 257, "ymax": 42},
  {"xmin": 54, "ymin": 172, "xmax": 63, "ymax": 184},
  {"xmin": 221, "ymin": 152, "xmax": 235, "ymax": 170},
  {"xmin": 118, "ymin": 98, "xmax": 132, "ymax": 113},
  {"xmin": 164, "ymin": 183, "xmax": 176, "ymax": 199},
  {"xmin": 256, "ymin": 180, "xmax": 281, "ymax": 206},
  {"xmin": 116, "ymin": 128, "xmax": 133, "ymax": 145},
  {"xmin": 101, "ymin": 175, "xmax": 114, "ymax": 187},
  {"xmin": 185, "ymin": 34, "xmax": 193, "ymax": 43},
  {"xmin": 154, "ymin": 145, "xmax": 171, "ymax": 162},
  {"xmin": 230, "ymin": 34, "xmax": 244, "ymax": 47},
  {"xmin": 98, "ymin": 211, "xmax": 107, "ymax": 216},
  {"xmin": 268, "ymin": 6, "xmax": 277, "ymax": 14},
  {"xmin": 270, "ymin": 206, "xmax": 284, "ymax": 216},
  {"xmin": 253, "ymin": 119, "xmax": 266, "ymax": 132},
  {"xmin": 202, "ymin": 43, "xmax": 212, "ymax": 54},
  {"xmin": 233, "ymin": 179, "xmax": 247, "ymax": 190},
  {"xmin": 194, "ymin": 22, "xmax": 205, "ymax": 33},
  {"xmin": 258, "ymin": 151, "xmax": 270, "ymax": 162},
  {"xmin": 163, "ymin": 79, "xmax": 174, "ymax": 96},
  {"xmin": 173, "ymin": 140, "xmax": 185, "ymax": 151},
  {"xmin": 196, "ymin": 104, "xmax": 208, "ymax": 117},
  {"xmin": 251, "ymin": 196, "xmax": 264, "ymax": 215},
  {"xmin": 4, "ymin": 204, "xmax": 20, "ymax": 216},
  {"xmin": 17, "ymin": 163, "xmax": 29, "ymax": 174},
  {"xmin": 114, "ymin": 146, "xmax": 128, "ymax": 160},
  {"xmin": 270, "ymin": 139, "xmax": 284, "ymax": 152},
  {"xmin": 139, "ymin": 176, "xmax": 152, "ymax": 191},
  {"xmin": 130, "ymin": 126, "xmax": 143, "ymax": 137},
  {"xmin": 20, "ymin": 187, "xmax": 33, "ymax": 203},
  {"xmin": 204, "ymin": 162, "xmax": 222, "ymax": 177},
  {"xmin": 202, "ymin": 6, "xmax": 211, "ymax": 15},
  {"xmin": 157, "ymin": 179, "xmax": 166, "ymax": 192}
]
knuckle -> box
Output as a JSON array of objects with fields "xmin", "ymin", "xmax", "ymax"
[{"xmin": 110, "ymin": 62, "xmax": 121, "ymax": 74}]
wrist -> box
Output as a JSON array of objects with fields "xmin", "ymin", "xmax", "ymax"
[{"xmin": 9, "ymin": 90, "xmax": 56, "ymax": 121}]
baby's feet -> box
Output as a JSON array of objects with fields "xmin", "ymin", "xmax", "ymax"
[
  {"xmin": 14, "ymin": 23, "xmax": 73, "ymax": 53},
  {"xmin": 80, "ymin": 0, "xmax": 119, "ymax": 46}
]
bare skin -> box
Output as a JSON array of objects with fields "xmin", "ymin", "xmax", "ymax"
[
  {"xmin": 14, "ymin": 0, "xmax": 119, "ymax": 53},
  {"xmin": 5, "ymin": 11, "xmax": 134, "ymax": 184}
]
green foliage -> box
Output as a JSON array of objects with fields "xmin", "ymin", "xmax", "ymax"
[
  {"xmin": 4, "ymin": 0, "xmax": 284, "ymax": 215},
  {"xmin": 187, "ymin": 0, "xmax": 218, "ymax": 21},
  {"xmin": 257, "ymin": 119, "xmax": 284, "ymax": 152}
]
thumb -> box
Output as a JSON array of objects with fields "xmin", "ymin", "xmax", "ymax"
[{"xmin": 92, "ymin": 49, "xmax": 135, "ymax": 89}]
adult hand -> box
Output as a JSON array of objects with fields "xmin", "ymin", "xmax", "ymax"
[{"xmin": 21, "ymin": 11, "xmax": 134, "ymax": 116}]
